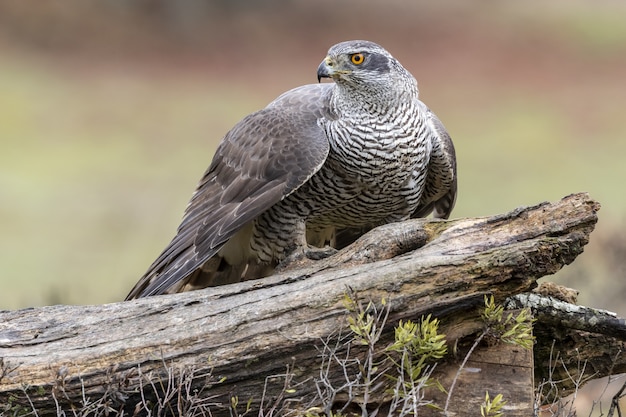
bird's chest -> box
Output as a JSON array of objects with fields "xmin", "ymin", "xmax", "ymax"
[
  {"xmin": 323, "ymin": 116, "xmax": 429, "ymax": 192},
  {"xmin": 282, "ymin": 115, "xmax": 432, "ymax": 231}
]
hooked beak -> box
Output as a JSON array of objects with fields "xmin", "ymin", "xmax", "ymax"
[{"xmin": 317, "ymin": 57, "xmax": 333, "ymax": 83}]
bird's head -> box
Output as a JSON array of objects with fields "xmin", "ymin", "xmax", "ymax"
[{"xmin": 317, "ymin": 40, "xmax": 415, "ymax": 94}]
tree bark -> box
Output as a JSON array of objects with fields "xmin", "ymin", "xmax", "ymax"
[
  {"xmin": 0, "ymin": 193, "xmax": 603, "ymax": 416},
  {"xmin": 507, "ymin": 292, "xmax": 626, "ymax": 402}
]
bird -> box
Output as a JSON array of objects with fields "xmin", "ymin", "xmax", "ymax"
[{"xmin": 125, "ymin": 40, "xmax": 457, "ymax": 300}]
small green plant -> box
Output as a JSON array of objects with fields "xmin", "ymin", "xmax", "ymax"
[
  {"xmin": 388, "ymin": 316, "xmax": 448, "ymax": 359},
  {"xmin": 386, "ymin": 316, "xmax": 447, "ymax": 384},
  {"xmin": 482, "ymin": 295, "xmax": 535, "ymax": 349},
  {"xmin": 4, "ymin": 393, "xmax": 32, "ymax": 417},
  {"xmin": 230, "ymin": 395, "xmax": 253, "ymax": 416},
  {"xmin": 344, "ymin": 293, "xmax": 383, "ymax": 347},
  {"xmin": 481, "ymin": 391, "xmax": 506, "ymax": 417},
  {"xmin": 322, "ymin": 292, "xmax": 448, "ymax": 415}
]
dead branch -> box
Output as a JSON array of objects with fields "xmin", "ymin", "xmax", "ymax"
[{"xmin": 0, "ymin": 193, "xmax": 603, "ymax": 416}]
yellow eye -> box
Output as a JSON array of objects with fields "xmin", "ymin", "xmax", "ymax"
[{"xmin": 350, "ymin": 53, "xmax": 365, "ymax": 65}]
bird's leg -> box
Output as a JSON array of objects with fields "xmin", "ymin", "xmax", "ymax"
[{"xmin": 275, "ymin": 244, "xmax": 338, "ymax": 273}]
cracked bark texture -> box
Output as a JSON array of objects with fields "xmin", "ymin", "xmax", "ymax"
[{"xmin": 0, "ymin": 193, "xmax": 606, "ymax": 416}]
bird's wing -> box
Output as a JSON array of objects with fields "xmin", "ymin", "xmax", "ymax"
[
  {"xmin": 412, "ymin": 100, "xmax": 457, "ymax": 219},
  {"xmin": 126, "ymin": 84, "xmax": 332, "ymax": 299}
]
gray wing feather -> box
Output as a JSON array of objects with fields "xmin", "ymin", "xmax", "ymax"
[
  {"xmin": 412, "ymin": 101, "xmax": 457, "ymax": 219},
  {"xmin": 126, "ymin": 84, "xmax": 332, "ymax": 299}
]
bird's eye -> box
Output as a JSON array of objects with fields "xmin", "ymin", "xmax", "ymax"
[{"xmin": 350, "ymin": 53, "xmax": 365, "ymax": 65}]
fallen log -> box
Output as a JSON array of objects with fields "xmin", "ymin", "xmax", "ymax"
[
  {"xmin": 507, "ymin": 291, "xmax": 626, "ymax": 403},
  {"xmin": 0, "ymin": 193, "xmax": 604, "ymax": 416}
]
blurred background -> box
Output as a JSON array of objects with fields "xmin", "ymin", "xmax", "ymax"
[{"xmin": 0, "ymin": 0, "xmax": 625, "ymax": 412}]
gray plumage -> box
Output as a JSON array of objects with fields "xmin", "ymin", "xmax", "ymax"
[{"xmin": 126, "ymin": 40, "xmax": 457, "ymax": 299}]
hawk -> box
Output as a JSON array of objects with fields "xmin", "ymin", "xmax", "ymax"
[{"xmin": 126, "ymin": 40, "xmax": 457, "ymax": 299}]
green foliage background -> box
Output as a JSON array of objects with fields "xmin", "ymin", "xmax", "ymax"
[{"xmin": 1, "ymin": 0, "xmax": 625, "ymax": 312}]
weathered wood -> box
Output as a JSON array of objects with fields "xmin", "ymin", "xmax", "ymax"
[
  {"xmin": 507, "ymin": 292, "xmax": 626, "ymax": 402},
  {"xmin": 432, "ymin": 332, "xmax": 535, "ymax": 417},
  {"xmin": 0, "ymin": 193, "xmax": 600, "ymax": 415}
]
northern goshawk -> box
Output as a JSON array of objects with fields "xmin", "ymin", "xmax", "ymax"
[{"xmin": 126, "ymin": 40, "xmax": 457, "ymax": 299}]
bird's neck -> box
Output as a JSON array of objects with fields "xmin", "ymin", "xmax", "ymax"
[{"xmin": 331, "ymin": 81, "xmax": 418, "ymax": 120}]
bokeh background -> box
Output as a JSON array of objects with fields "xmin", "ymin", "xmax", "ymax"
[{"xmin": 1, "ymin": 0, "xmax": 625, "ymax": 413}]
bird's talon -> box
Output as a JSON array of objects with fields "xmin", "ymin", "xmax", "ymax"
[{"xmin": 305, "ymin": 246, "xmax": 338, "ymax": 260}]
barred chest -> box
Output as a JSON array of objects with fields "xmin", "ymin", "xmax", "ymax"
[
  {"xmin": 321, "ymin": 110, "xmax": 432, "ymax": 193},
  {"xmin": 274, "ymin": 111, "xmax": 434, "ymax": 232}
]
